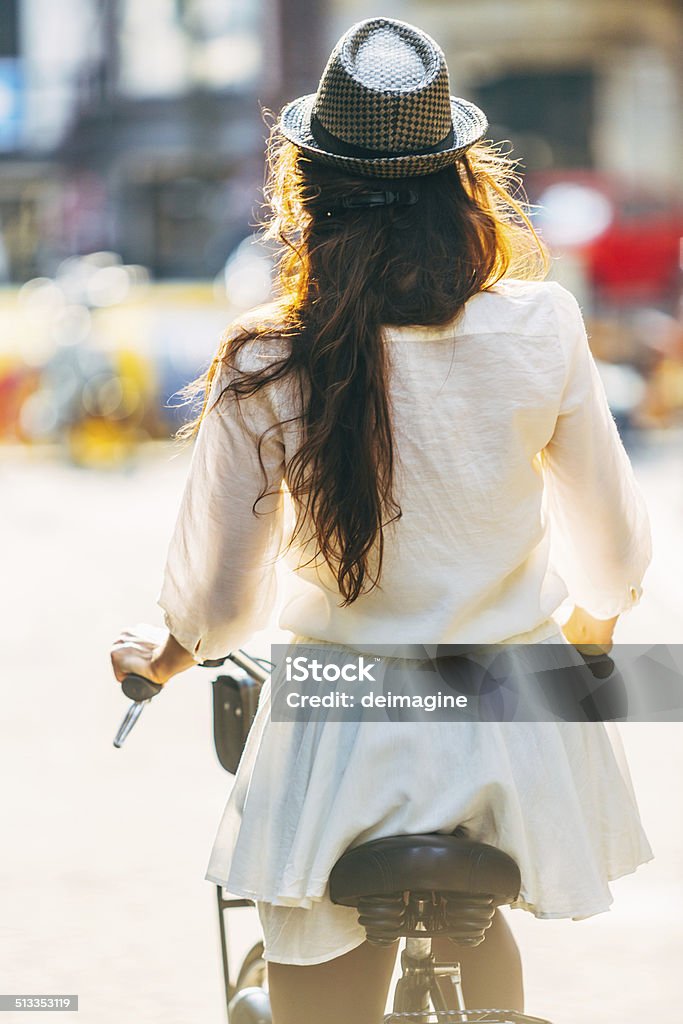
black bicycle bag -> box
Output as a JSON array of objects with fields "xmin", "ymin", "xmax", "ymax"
[{"xmin": 211, "ymin": 673, "xmax": 262, "ymax": 774}]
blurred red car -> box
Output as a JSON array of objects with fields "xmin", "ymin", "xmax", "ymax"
[{"xmin": 527, "ymin": 170, "xmax": 683, "ymax": 306}]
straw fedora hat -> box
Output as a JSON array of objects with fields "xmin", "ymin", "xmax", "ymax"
[{"xmin": 278, "ymin": 17, "xmax": 488, "ymax": 179}]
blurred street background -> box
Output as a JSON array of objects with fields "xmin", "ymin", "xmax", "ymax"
[{"xmin": 1, "ymin": 1, "xmax": 682, "ymax": 1022}]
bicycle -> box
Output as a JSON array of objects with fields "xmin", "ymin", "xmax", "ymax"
[{"xmin": 114, "ymin": 652, "xmax": 553, "ymax": 1024}]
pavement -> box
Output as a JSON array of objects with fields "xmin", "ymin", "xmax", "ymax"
[{"xmin": 1, "ymin": 432, "xmax": 682, "ymax": 1024}]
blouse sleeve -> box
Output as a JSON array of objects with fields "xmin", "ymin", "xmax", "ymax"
[
  {"xmin": 155, "ymin": 357, "xmax": 286, "ymax": 663},
  {"xmin": 540, "ymin": 282, "xmax": 652, "ymax": 619}
]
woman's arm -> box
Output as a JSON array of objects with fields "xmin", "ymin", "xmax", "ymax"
[
  {"xmin": 111, "ymin": 350, "xmax": 287, "ymax": 690},
  {"xmin": 152, "ymin": 632, "xmax": 197, "ymax": 681},
  {"xmin": 541, "ymin": 283, "xmax": 652, "ymax": 621},
  {"xmin": 561, "ymin": 605, "xmax": 619, "ymax": 654},
  {"xmin": 154, "ymin": 354, "xmax": 287, "ymax": 664}
]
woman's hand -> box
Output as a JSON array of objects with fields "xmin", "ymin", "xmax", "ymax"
[
  {"xmin": 110, "ymin": 623, "xmax": 198, "ymax": 687},
  {"xmin": 561, "ymin": 605, "xmax": 619, "ymax": 655},
  {"xmin": 110, "ymin": 624, "xmax": 170, "ymax": 687}
]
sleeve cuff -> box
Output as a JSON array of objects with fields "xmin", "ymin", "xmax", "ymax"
[
  {"xmin": 160, "ymin": 607, "xmax": 206, "ymax": 665},
  {"xmin": 576, "ymin": 583, "xmax": 643, "ymax": 619}
]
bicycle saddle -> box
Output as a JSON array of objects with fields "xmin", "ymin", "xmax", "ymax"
[{"xmin": 329, "ymin": 833, "xmax": 521, "ymax": 946}]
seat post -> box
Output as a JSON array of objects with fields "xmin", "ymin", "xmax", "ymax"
[
  {"xmin": 393, "ymin": 936, "xmax": 433, "ymax": 1015},
  {"xmin": 404, "ymin": 936, "xmax": 432, "ymax": 962},
  {"xmin": 401, "ymin": 935, "xmax": 467, "ymax": 1015}
]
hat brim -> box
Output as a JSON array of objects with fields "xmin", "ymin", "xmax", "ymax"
[{"xmin": 279, "ymin": 93, "xmax": 488, "ymax": 179}]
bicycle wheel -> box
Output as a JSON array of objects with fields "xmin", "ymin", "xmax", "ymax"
[
  {"xmin": 384, "ymin": 1011, "xmax": 552, "ymax": 1022},
  {"xmin": 228, "ymin": 987, "xmax": 271, "ymax": 1024},
  {"xmin": 228, "ymin": 943, "xmax": 271, "ymax": 1023},
  {"xmin": 235, "ymin": 941, "xmax": 268, "ymax": 992}
]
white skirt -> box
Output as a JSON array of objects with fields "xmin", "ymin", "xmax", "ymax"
[{"xmin": 205, "ymin": 627, "xmax": 653, "ymax": 965}]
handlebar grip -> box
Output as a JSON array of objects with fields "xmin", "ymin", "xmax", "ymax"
[
  {"xmin": 577, "ymin": 650, "xmax": 615, "ymax": 679},
  {"xmin": 121, "ymin": 673, "xmax": 164, "ymax": 702}
]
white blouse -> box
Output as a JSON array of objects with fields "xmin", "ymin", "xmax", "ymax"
[{"xmin": 156, "ymin": 278, "xmax": 652, "ymax": 661}]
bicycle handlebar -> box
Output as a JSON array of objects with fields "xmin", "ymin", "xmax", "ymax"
[
  {"xmin": 114, "ymin": 645, "xmax": 612, "ymax": 748},
  {"xmin": 114, "ymin": 649, "xmax": 271, "ymax": 749},
  {"xmin": 121, "ymin": 674, "xmax": 164, "ymax": 702}
]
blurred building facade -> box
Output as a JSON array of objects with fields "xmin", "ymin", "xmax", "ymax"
[
  {"xmin": 336, "ymin": 0, "xmax": 683, "ymax": 192},
  {"xmin": 0, "ymin": 0, "xmax": 681, "ymax": 284},
  {"xmin": 0, "ymin": 0, "xmax": 328, "ymax": 282}
]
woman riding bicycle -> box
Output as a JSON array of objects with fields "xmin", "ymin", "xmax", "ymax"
[{"xmin": 110, "ymin": 17, "xmax": 653, "ymax": 1024}]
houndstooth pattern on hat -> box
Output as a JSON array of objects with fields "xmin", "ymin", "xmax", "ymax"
[{"xmin": 279, "ymin": 17, "xmax": 488, "ymax": 179}]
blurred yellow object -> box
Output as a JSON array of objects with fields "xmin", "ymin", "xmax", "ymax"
[
  {"xmin": 113, "ymin": 348, "xmax": 154, "ymax": 419},
  {"xmin": 636, "ymin": 357, "xmax": 683, "ymax": 426},
  {"xmin": 65, "ymin": 417, "xmax": 146, "ymax": 468}
]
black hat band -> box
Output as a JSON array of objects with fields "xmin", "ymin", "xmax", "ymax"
[{"xmin": 310, "ymin": 113, "xmax": 455, "ymax": 161}]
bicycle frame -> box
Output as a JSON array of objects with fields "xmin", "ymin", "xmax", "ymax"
[
  {"xmin": 216, "ymin": 886, "xmax": 256, "ymax": 1009},
  {"xmin": 393, "ymin": 936, "xmax": 466, "ymax": 1014}
]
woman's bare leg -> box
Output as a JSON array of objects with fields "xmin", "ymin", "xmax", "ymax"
[
  {"xmin": 431, "ymin": 908, "xmax": 524, "ymax": 1011},
  {"xmin": 267, "ymin": 939, "xmax": 399, "ymax": 1024}
]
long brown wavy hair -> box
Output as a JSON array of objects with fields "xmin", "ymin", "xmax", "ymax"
[{"xmin": 174, "ymin": 128, "xmax": 550, "ymax": 605}]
